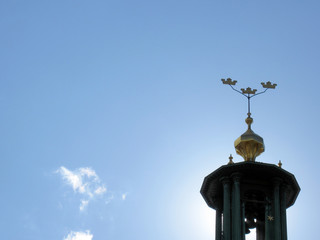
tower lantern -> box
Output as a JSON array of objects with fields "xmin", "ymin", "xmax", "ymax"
[{"xmin": 200, "ymin": 79, "xmax": 300, "ymax": 240}]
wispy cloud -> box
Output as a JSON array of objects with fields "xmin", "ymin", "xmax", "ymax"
[
  {"xmin": 122, "ymin": 193, "xmax": 128, "ymax": 200},
  {"xmin": 105, "ymin": 193, "xmax": 114, "ymax": 205},
  {"xmin": 58, "ymin": 167, "xmax": 86, "ymax": 193},
  {"xmin": 94, "ymin": 186, "xmax": 107, "ymax": 195},
  {"xmin": 57, "ymin": 166, "xmax": 107, "ymax": 211},
  {"xmin": 63, "ymin": 230, "xmax": 93, "ymax": 240},
  {"xmin": 79, "ymin": 200, "xmax": 89, "ymax": 211}
]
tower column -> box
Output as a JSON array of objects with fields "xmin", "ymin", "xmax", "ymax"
[
  {"xmin": 232, "ymin": 173, "xmax": 242, "ymax": 240},
  {"xmin": 256, "ymin": 220, "xmax": 265, "ymax": 240},
  {"xmin": 265, "ymin": 201, "xmax": 270, "ymax": 240},
  {"xmin": 241, "ymin": 202, "xmax": 245, "ymax": 240},
  {"xmin": 273, "ymin": 178, "xmax": 281, "ymax": 240},
  {"xmin": 280, "ymin": 185, "xmax": 288, "ymax": 240},
  {"xmin": 216, "ymin": 208, "xmax": 222, "ymax": 240},
  {"xmin": 221, "ymin": 177, "xmax": 231, "ymax": 240}
]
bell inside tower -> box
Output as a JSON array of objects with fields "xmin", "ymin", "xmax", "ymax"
[{"xmin": 243, "ymin": 190, "xmax": 267, "ymax": 240}]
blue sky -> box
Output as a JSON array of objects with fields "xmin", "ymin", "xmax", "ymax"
[{"xmin": 1, "ymin": 1, "xmax": 320, "ymax": 239}]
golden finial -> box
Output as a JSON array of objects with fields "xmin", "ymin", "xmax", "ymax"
[
  {"xmin": 228, "ymin": 154, "xmax": 234, "ymax": 164},
  {"xmin": 234, "ymin": 113, "xmax": 265, "ymax": 161},
  {"xmin": 278, "ymin": 160, "xmax": 282, "ymax": 168},
  {"xmin": 222, "ymin": 78, "xmax": 277, "ymax": 162}
]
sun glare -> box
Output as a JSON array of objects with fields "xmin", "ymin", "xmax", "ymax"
[
  {"xmin": 168, "ymin": 182, "xmax": 215, "ymax": 239},
  {"xmin": 194, "ymin": 202, "xmax": 215, "ymax": 235},
  {"xmin": 246, "ymin": 228, "xmax": 256, "ymax": 240}
]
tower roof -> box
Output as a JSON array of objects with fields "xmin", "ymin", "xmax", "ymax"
[{"xmin": 200, "ymin": 161, "xmax": 300, "ymax": 210}]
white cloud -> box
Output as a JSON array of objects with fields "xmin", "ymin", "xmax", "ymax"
[
  {"xmin": 122, "ymin": 193, "xmax": 127, "ymax": 200},
  {"xmin": 58, "ymin": 166, "xmax": 85, "ymax": 193},
  {"xmin": 79, "ymin": 168, "xmax": 98, "ymax": 180},
  {"xmin": 94, "ymin": 186, "xmax": 107, "ymax": 195},
  {"xmin": 57, "ymin": 166, "xmax": 107, "ymax": 211},
  {"xmin": 63, "ymin": 230, "xmax": 93, "ymax": 240},
  {"xmin": 79, "ymin": 200, "xmax": 89, "ymax": 211}
]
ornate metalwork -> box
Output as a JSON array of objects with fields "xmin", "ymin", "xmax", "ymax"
[{"xmin": 221, "ymin": 78, "xmax": 277, "ymax": 115}]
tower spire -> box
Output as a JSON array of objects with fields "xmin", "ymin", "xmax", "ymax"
[{"xmin": 221, "ymin": 78, "xmax": 277, "ymax": 161}]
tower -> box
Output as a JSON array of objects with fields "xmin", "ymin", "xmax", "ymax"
[{"xmin": 200, "ymin": 79, "xmax": 300, "ymax": 240}]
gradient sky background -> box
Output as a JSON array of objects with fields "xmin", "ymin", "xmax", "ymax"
[{"xmin": 1, "ymin": 1, "xmax": 320, "ymax": 240}]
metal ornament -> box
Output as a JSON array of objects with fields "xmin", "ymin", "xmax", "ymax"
[
  {"xmin": 221, "ymin": 78, "xmax": 277, "ymax": 162},
  {"xmin": 221, "ymin": 78, "xmax": 277, "ymax": 116}
]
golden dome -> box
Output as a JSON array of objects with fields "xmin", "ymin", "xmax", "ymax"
[{"xmin": 234, "ymin": 113, "xmax": 264, "ymax": 161}]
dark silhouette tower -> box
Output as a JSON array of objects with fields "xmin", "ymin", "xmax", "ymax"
[{"xmin": 200, "ymin": 79, "xmax": 300, "ymax": 240}]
